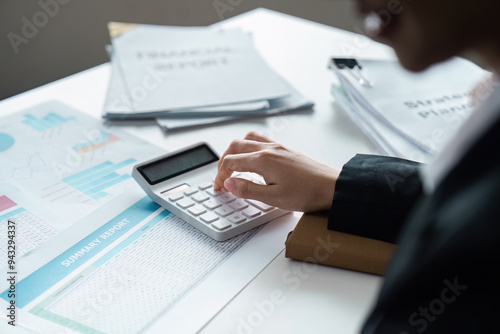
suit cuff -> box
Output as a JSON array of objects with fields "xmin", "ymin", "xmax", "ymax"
[{"xmin": 328, "ymin": 154, "xmax": 423, "ymax": 243}]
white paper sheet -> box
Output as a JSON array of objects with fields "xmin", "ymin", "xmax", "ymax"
[
  {"xmin": 338, "ymin": 58, "xmax": 490, "ymax": 154},
  {"xmin": 0, "ymin": 101, "xmax": 166, "ymax": 226},
  {"xmin": 332, "ymin": 79, "xmax": 433, "ymax": 163},
  {"xmin": 156, "ymin": 88, "xmax": 314, "ymax": 131},
  {"xmin": 103, "ymin": 49, "xmax": 273, "ymax": 119},
  {"xmin": 330, "ymin": 57, "xmax": 490, "ymax": 159},
  {"xmin": 0, "ymin": 183, "xmax": 64, "ymax": 263},
  {"xmin": 0, "ymin": 188, "xmax": 298, "ymax": 334},
  {"xmin": 105, "ymin": 25, "xmax": 292, "ymax": 116}
]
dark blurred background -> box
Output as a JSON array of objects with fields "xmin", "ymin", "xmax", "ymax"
[{"xmin": 0, "ymin": 0, "xmax": 362, "ymax": 101}]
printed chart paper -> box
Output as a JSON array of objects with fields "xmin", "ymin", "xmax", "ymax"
[
  {"xmin": 0, "ymin": 101, "xmax": 165, "ymax": 226},
  {"xmin": 0, "ymin": 190, "xmax": 298, "ymax": 333},
  {"xmin": 0, "ymin": 183, "xmax": 63, "ymax": 261}
]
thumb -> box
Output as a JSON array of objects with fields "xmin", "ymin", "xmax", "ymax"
[{"xmin": 224, "ymin": 177, "xmax": 269, "ymax": 201}]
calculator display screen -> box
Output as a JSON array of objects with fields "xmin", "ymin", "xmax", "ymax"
[{"xmin": 138, "ymin": 144, "xmax": 218, "ymax": 185}]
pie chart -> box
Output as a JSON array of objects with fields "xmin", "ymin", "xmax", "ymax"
[{"xmin": 0, "ymin": 133, "xmax": 15, "ymax": 152}]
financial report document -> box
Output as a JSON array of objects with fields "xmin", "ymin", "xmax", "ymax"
[
  {"xmin": 0, "ymin": 188, "xmax": 298, "ymax": 333},
  {"xmin": 0, "ymin": 183, "xmax": 62, "ymax": 262},
  {"xmin": 0, "ymin": 101, "xmax": 166, "ymax": 259},
  {"xmin": 0, "ymin": 100, "xmax": 299, "ymax": 333}
]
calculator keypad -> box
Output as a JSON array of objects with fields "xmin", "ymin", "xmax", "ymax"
[
  {"xmin": 203, "ymin": 198, "xmax": 223, "ymax": 210},
  {"xmin": 245, "ymin": 199, "xmax": 274, "ymax": 212},
  {"xmin": 200, "ymin": 212, "xmax": 219, "ymax": 223},
  {"xmin": 218, "ymin": 193, "xmax": 237, "ymax": 203},
  {"xmin": 229, "ymin": 199, "xmax": 249, "ymax": 211},
  {"xmin": 184, "ymin": 187, "xmax": 199, "ymax": 196},
  {"xmin": 192, "ymin": 192, "xmax": 209, "ymax": 203},
  {"xmin": 241, "ymin": 207, "xmax": 261, "ymax": 218},
  {"xmin": 167, "ymin": 178, "xmax": 278, "ymax": 237},
  {"xmin": 215, "ymin": 205, "xmax": 234, "ymax": 217},
  {"xmin": 188, "ymin": 205, "xmax": 206, "ymax": 216},
  {"xmin": 227, "ymin": 214, "xmax": 246, "ymax": 224},
  {"xmin": 176, "ymin": 198, "xmax": 195, "ymax": 209},
  {"xmin": 212, "ymin": 219, "xmax": 231, "ymax": 231},
  {"xmin": 169, "ymin": 192, "xmax": 184, "ymax": 202}
]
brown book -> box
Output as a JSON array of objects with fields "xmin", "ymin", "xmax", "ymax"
[{"xmin": 285, "ymin": 212, "xmax": 396, "ymax": 276}]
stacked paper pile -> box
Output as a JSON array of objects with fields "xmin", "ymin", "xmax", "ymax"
[
  {"xmin": 329, "ymin": 57, "xmax": 490, "ymax": 163},
  {"xmin": 103, "ymin": 23, "xmax": 313, "ymax": 130}
]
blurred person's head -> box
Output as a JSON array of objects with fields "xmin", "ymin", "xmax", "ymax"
[{"xmin": 356, "ymin": 0, "xmax": 500, "ymax": 72}]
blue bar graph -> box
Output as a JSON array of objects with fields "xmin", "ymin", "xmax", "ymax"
[
  {"xmin": 67, "ymin": 159, "xmax": 136, "ymax": 187},
  {"xmin": 62, "ymin": 162, "xmax": 113, "ymax": 183},
  {"xmin": 23, "ymin": 112, "xmax": 76, "ymax": 132},
  {"xmin": 22, "ymin": 119, "xmax": 47, "ymax": 132},
  {"xmin": 84, "ymin": 174, "xmax": 131, "ymax": 196},
  {"xmin": 76, "ymin": 172, "xmax": 120, "ymax": 192},
  {"xmin": 62, "ymin": 159, "xmax": 137, "ymax": 201},
  {"xmin": 92, "ymin": 192, "xmax": 109, "ymax": 200}
]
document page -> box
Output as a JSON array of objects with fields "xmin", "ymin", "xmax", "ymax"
[
  {"xmin": 0, "ymin": 101, "xmax": 166, "ymax": 226},
  {"xmin": 108, "ymin": 25, "xmax": 292, "ymax": 114},
  {"xmin": 0, "ymin": 189, "xmax": 298, "ymax": 333},
  {"xmin": 344, "ymin": 58, "xmax": 490, "ymax": 155},
  {"xmin": 0, "ymin": 183, "xmax": 62, "ymax": 261}
]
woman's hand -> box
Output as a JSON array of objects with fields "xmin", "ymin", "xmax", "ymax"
[{"xmin": 214, "ymin": 132, "xmax": 340, "ymax": 212}]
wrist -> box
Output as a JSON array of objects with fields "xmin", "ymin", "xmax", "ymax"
[
  {"xmin": 306, "ymin": 167, "xmax": 339, "ymax": 212},
  {"xmin": 321, "ymin": 168, "xmax": 340, "ymax": 211}
]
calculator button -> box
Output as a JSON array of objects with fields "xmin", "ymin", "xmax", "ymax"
[
  {"xmin": 211, "ymin": 219, "xmax": 231, "ymax": 231},
  {"xmin": 177, "ymin": 198, "xmax": 195, "ymax": 209},
  {"xmin": 242, "ymin": 207, "xmax": 261, "ymax": 218},
  {"xmin": 184, "ymin": 187, "xmax": 198, "ymax": 196},
  {"xmin": 203, "ymin": 199, "xmax": 223, "ymax": 210},
  {"xmin": 229, "ymin": 199, "xmax": 249, "ymax": 211},
  {"xmin": 245, "ymin": 199, "xmax": 274, "ymax": 212},
  {"xmin": 206, "ymin": 188, "xmax": 223, "ymax": 197},
  {"xmin": 200, "ymin": 212, "xmax": 219, "ymax": 223},
  {"xmin": 228, "ymin": 214, "xmax": 246, "ymax": 224},
  {"xmin": 218, "ymin": 192, "xmax": 237, "ymax": 203},
  {"xmin": 199, "ymin": 182, "xmax": 213, "ymax": 190},
  {"xmin": 215, "ymin": 205, "xmax": 234, "ymax": 217},
  {"xmin": 188, "ymin": 205, "xmax": 206, "ymax": 216},
  {"xmin": 168, "ymin": 193, "xmax": 184, "ymax": 201},
  {"xmin": 192, "ymin": 192, "xmax": 210, "ymax": 203}
]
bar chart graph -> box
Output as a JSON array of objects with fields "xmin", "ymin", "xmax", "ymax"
[
  {"xmin": 62, "ymin": 159, "xmax": 137, "ymax": 200},
  {"xmin": 22, "ymin": 112, "xmax": 77, "ymax": 132},
  {"xmin": 72, "ymin": 131, "xmax": 121, "ymax": 154}
]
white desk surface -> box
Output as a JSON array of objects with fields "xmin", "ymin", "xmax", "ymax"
[{"xmin": 0, "ymin": 8, "xmax": 396, "ymax": 334}]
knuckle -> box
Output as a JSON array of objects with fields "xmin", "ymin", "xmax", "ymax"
[
  {"xmin": 245, "ymin": 131, "xmax": 259, "ymax": 138},
  {"xmin": 271, "ymin": 142, "xmax": 285, "ymax": 150},
  {"xmin": 258, "ymin": 148, "xmax": 276, "ymax": 159},
  {"xmin": 229, "ymin": 138, "xmax": 243, "ymax": 149},
  {"xmin": 219, "ymin": 155, "xmax": 233, "ymax": 171},
  {"xmin": 255, "ymin": 150, "xmax": 268, "ymax": 160}
]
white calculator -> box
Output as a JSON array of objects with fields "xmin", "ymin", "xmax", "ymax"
[{"xmin": 132, "ymin": 142, "xmax": 289, "ymax": 241}]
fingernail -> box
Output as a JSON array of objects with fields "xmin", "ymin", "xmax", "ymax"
[{"xmin": 224, "ymin": 178, "xmax": 235, "ymax": 192}]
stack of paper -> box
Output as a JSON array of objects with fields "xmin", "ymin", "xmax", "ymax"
[
  {"xmin": 103, "ymin": 23, "xmax": 313, "ymax": 130},
  {"xmin": 329, "ymin": 57, "xmax": 490, "ymax": 162}
]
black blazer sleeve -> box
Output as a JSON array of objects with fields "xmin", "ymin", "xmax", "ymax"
[{"xmin": 327, "ymin": 154, "xmax": 423, "ymax": 244}]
